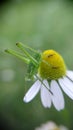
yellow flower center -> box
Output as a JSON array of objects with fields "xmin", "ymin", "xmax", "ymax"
[{"xmin": 38, "ymin": 50, "xmax": 66, "ymax": 80}]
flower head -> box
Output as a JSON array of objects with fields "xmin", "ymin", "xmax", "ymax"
[
  {"xmin": 38, "ymin": 50, "xmax": 66, "ymax": 79},
  {"xmin": 23, "ymin": 49, "xmax": 73, "ymax": 111},
  {"xmin": 5, "ymin": 42, "xmax": 73, "ymax": 111},
  {"xmin": 35, "ymin": 121, "xmax": 69, "ymax": 130}
]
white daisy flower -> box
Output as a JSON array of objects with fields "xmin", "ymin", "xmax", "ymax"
[
  {"xmin": 34, "ymin": 121, "xmax": 69, "ymax": 130},
  {"xmin": 23, "ymin": 70, "xmax": 73, "ymax": 111},
  {"xmin": 23, "ymin": 50, "xmax": 73, "ymax": 111},
  {"xmin": 5, "ymin": 43, "xmax": 73, "ymax": 111}
]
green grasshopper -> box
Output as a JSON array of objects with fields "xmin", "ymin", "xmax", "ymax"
[{"xmin": 5, "ymin": 42, "xmax": 41, "ymax": 81}]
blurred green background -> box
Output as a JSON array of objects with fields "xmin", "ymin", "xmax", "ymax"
[{"xmin": 0, "ymin": 0, "xmax": 73, "ymax": 130}]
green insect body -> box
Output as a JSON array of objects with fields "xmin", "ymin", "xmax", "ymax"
[
  {"xmin": 5, "ymin": 42, "xmax": 41, "ymax": 81},
  {"xmin": 26, "ymin": 53, "xmax": 41, "ymax": 80}
]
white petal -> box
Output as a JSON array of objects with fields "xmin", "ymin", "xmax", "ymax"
[
  {"xmin": 23, "ymin": 80, "xmax": 41, "ymax": 102},
  {"xmin": 40, "ymin": 80, "xmax": 51, "ymax": 108},
  {"xmin": 66, "ymin": 70, "xmax": 73, "ymax": 81},
  {"xmin": 59, "ymin": 77, "xmax": 73, "ymax": 99},
  {"xmin": 50, "ymin": 80, "xmax": 64, "ymax": 111}
]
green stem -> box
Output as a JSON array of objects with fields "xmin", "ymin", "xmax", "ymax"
[
  {"xmin": 16, "ymin": 42, "xmax": 39, "ymax": 67},
  {"xmin": 5, "ymin": 49, "xmax": 30, "ymax": 64}
]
